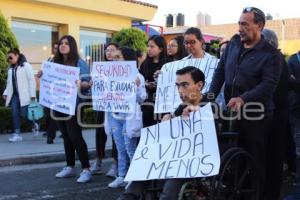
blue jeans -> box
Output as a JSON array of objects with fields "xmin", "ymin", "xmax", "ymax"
[
  {"xmin": 290, "ymin": 113, "xmax": 300, "ymax": 198},
  {"xmin": 107, "ymin": 112, "xmax": 137, "ymax": 177},
  {"xmin": 10, "ymin": 94, "xmax": 28, "ymax": 131}
]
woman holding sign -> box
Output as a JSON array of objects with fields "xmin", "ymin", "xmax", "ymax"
[
  {"xmin": 106, "ymin": 47, "xmax": 147, "ymax": 188},
  {"xmin": 140, "ymin": 35, "xmax": 169, "ymax": 127},
  {"xmin": 51, "ymin": 35, "xmax": 92, "ymax": 183}
]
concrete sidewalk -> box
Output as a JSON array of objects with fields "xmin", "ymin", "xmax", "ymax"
[{"xmin": 0, "ymin": 129, "xmax": 112, "ymax": 167}]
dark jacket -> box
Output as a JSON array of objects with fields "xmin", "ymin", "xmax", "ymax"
[
  {"xmin": 208, "ymin": 34, "xmax": 281, "ymax": 114},
  {"xmin": 274, "ymin": 53, "xmax": 289, "ymax": 110},
  {"xmin": 288, "ymin": 52, "xmax": 300, "ymax": 113}
]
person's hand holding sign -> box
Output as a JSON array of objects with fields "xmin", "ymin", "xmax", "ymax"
[
  {"xmin": 145, "ymin": 80, "xmax": 156, "ymax": 90},
  {"xmin": 135, "ymin": 77, "xmax": 141, "ymax": 87},
  {"xmin": 37, "ymin": 70, "xmax": 43, "ymax": 78},
  {"xmin": 76, "ymin": 80, "xmax": 90, "ymax": 90},
  {"xmin": 182, "ymin": 105, "xmax": 200, "ymax": 119},
  {"xmin": 88, "ymin": 80, "xmax": 93, "ymax": 87},
  {"xmin": 161, "ymin": 114, "xmax": 172, "ymax": 122},
  {"xmin": 153, "ymin": 70, "xmax": 161, "ymax": 81},
  {"xmin": 76, "ymin": 80, "xmax": 81, "ymax": 89}
]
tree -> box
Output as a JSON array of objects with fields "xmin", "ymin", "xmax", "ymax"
[
  {"xmin": 0, "ymin": 12, "xmax": 18, "ymax": 105},
  {"xmin": 112, "ymin": 27, "xmax": 147, "ymax": 52}
]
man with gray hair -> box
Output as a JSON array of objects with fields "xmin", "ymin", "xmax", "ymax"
[
  {"xmin": 208, "ymin": 8, "xmax": 281, "ymax": 199},
  {"xmin": 262, "ymin": 28, "xmax": 289, "ymax": 200},
  {"xmin": 262, "ymin": 29, "xmax": 279, "ymax": 49}
]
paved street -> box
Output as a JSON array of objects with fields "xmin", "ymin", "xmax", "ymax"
[
  {"xmin": 0, "ymin": 130, "xmax": 295, "ymax": 199},
  {"xmin": 0, "ymin": 160, "xmax": 124, "ymax": 200}
]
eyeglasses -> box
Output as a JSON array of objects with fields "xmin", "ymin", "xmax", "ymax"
[
  {"xmin": 105, "ymin": 49, "xmax": 115, "ymax": 53},
  {"xmin": 184, "ymin": 40, "xmax": 197, "ymax": 46},
  {"xmin": 167, "ymin": 45, "xmax": 178, "ymax": 49}
]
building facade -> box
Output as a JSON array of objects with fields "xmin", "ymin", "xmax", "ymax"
[
  {"xmin": 200, "ymin": 18, "xmax": 300, "ymax": 55},
  {"xmin": 0, "ymin": 0, "xmax": 157, "ymax": 69}
]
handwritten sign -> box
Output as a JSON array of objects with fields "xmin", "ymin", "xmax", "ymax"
[
  {"xmin": 155, "ymin": 57, "xmax": 219, "ymax": 113},
  {"xmin": 91, "ymin": 61, "xmax": 138, "ymax": 113},
  {"xmin": 125, "ymin": 103, "xmax": 220, "ymax": 181},
  {"xmin": 39, "ymin": 61, "xmax": 80, "ymax": 115}
]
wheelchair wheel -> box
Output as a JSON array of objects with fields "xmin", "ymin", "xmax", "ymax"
[
  {"xmin": 210, "ymin": 147, "xmax": 259, "ymax": 200},
  {"xmin": 178, "ymin": 179, "xmax": 212, "ymax": 200}
]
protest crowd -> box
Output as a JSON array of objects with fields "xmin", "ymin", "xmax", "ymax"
[{"xmin": 2, "ymin": 6, "xmax": 300, "ymax": 200}]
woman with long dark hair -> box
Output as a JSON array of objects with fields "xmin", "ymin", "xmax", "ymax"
[
  {"xmin": 3, "ymin": 48, "xmax": 36, "ymax": 142},
  {"xmin": 139, "ymin": 35, "xmax": 168, "ymax": 127},
  {"xmin": 90, "ymin": 42, "xmax": 120, "ymax": 178},
  {"xmin": 167, "ymin": 35, "xmax": 188, "ymax": 60},
  {"xmin": 51, "ymin": 35, "xmax": 92, "ymax": 183}
]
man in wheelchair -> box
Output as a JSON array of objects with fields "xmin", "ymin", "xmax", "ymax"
[{"xmin": 118, "ymin": 66, "xmax": 206, "ymax": 200}]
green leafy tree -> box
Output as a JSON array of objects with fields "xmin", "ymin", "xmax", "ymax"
[
  {"xmin": 0, "ymin": 12, "xmax": 18, "ymax": 105},
  {"xmin": 112, "ymin": 27, "xmax": 147, "ymax": 52}
]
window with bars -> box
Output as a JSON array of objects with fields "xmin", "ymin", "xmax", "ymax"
[{"xmin": 80, "ymin": 29, "xmax": 112, "ymax": 68}]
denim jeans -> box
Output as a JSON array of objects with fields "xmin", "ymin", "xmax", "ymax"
[
  {"xmin": 10, "ymin": 94, "xmax": 28, "ymax": 131},
  {"xmin": 290, "ymin": 113, "xmax": 300, "ymax": 198},
  {"xmin": 107, "ymin": 112, "xmax": 137, "ymax": 177}
]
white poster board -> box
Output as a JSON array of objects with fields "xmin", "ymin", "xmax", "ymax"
[
  {"xmin": 125, "ymin": 103, "xmax": 220, "ymax": 181},
  {"xmin": 91, "ymin": 61, "xmax": 138, "ymax": 113},
  {"xmin": 39, "ymin": 61, "xmax": 80, "ymax": 115},
  {"xmin": 154, "ymin": 56, "xmax": 219, "ymax": 113}
]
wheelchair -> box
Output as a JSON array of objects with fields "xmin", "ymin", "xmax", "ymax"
[{"xmin": 141, "ymin": 109, "xmax": 260, "ymax": 200}]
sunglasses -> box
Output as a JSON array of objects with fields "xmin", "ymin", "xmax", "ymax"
[
  {"xmin": 242, "ymin": 7, "xmax": 265, "ymax": 19},
  {"xmin": 184, "ymin": 40, "xmax": 197, "ymax": 46}
]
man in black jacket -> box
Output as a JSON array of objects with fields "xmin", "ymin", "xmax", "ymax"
[
  {"xmin": 208, "ymin": 7, "xmax": 281, "ymax": 199},
  {"xmin": 262, "ymin": 28, "xmax": 289, "ymax": 200},
  {"xmin": 284, "ymin": 51, "xmax": 300, "ymax": 200}
]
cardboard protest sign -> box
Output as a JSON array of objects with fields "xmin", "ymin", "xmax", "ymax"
[
  {"xmin": 155, "ymin": 56, "xmax": 219, "ymax": 113},
  {"xmin": 39, "ymin": 61, "xmax": 80, "ymax": 115},
  {"xmin": 125, "ymin": 103, "xmax": 220, "ymax": 181},
  {"xmin": 91, "ymin": 61, "xmax": 138, "ymax": 113}
]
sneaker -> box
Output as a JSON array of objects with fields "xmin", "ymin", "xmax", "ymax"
[
  {"xmin": 90, "ymin": 162, "xmax": 103, "ymax": 175},
  {"xmin": 55, "ymin": 167, "xmax": 76, "ymax": 178},
  {"xmin": 8, "ymin": 134, "xmax": 23, "ymax": 142},
  {"xmin": 77, "ymin": 169, "xmax": 92, "ymax": 183},
  {"xmin": 106, "ymin": 164, "xmax": 117, "ymax": 177},
  {"xmin": 108, "ymin": 177, "xmax": 127, "ymax": 188}
]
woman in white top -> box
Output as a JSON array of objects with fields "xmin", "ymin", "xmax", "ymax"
[{"xmin": 3, "ymin": 48, "xmax": 36, "ymax": 142}]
